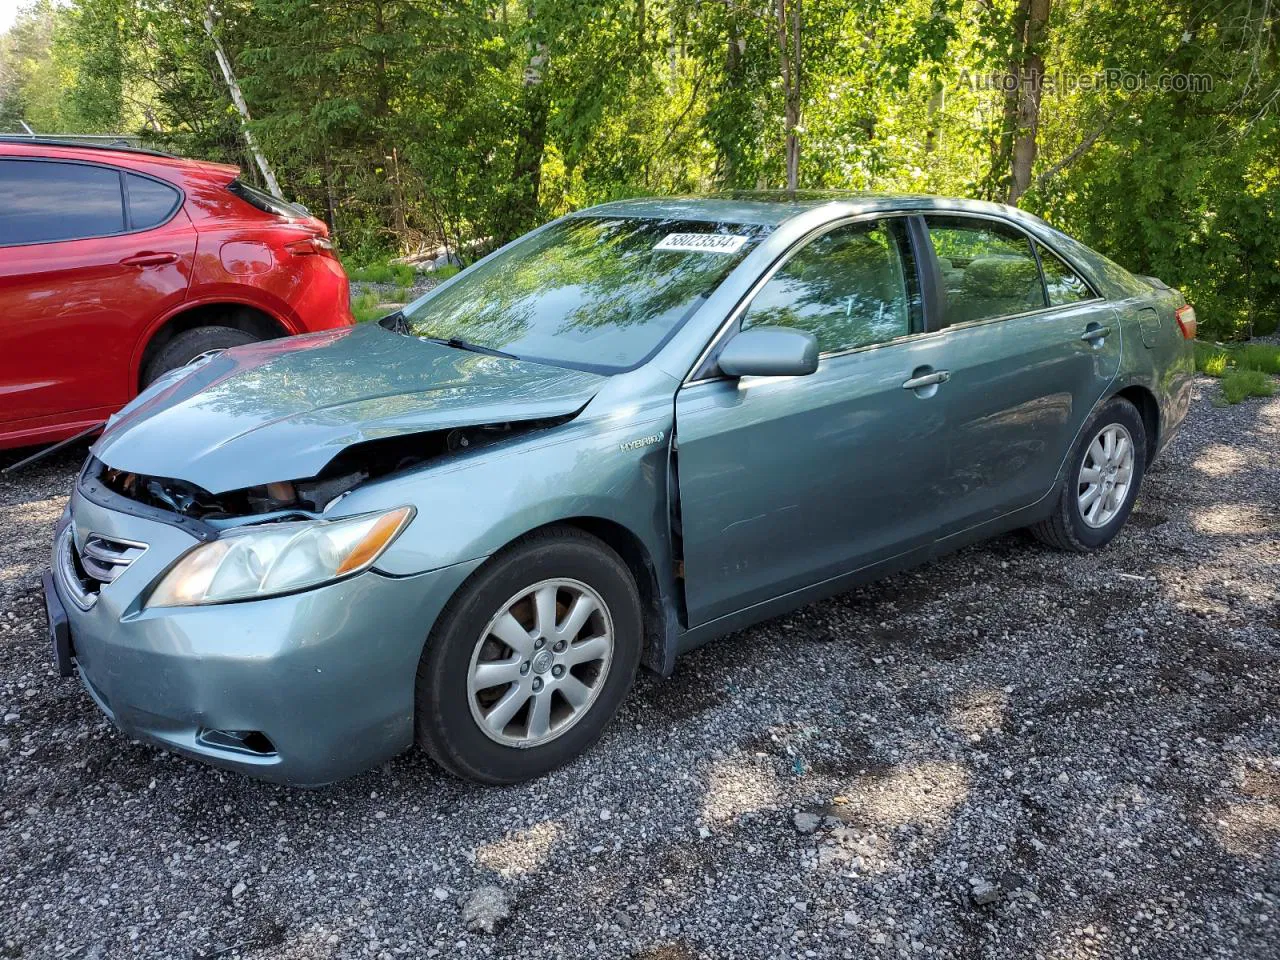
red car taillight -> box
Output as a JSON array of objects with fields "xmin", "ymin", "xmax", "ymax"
[
  {"xmin": 1175, "ymin": 304, "xmax": 1197, "ymax": 340},
  {"xmin": 285, "ymin": 236, "xmax": 335, "ymax": 257}
]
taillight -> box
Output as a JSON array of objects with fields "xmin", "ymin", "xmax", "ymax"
[
  {"xmin": 285, "ymin": 236, "xmax": 334, "ymax": 256},
  {"xmin": 1175, "ymin": 304, "xmax": 1197, "ymax": 340}
]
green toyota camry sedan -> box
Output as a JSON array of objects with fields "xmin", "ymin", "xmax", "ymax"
[{"xmin": 44, "ymin": 193, "xmax": 1196, "ymax": 786}]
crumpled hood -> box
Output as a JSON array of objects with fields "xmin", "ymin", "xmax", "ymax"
[{"xmin": 94, "ymin": 324, "xmax": 606, "ymax": 493}]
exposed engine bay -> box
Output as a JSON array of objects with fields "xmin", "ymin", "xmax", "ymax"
[{"xmin": 90, "ymin": 414, "xmax": 576, "ymax": 521}]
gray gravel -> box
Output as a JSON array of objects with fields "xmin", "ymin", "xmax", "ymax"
[{"xmin": 2, "ymin": 376, "xmax": 1278, "ymax": 959}]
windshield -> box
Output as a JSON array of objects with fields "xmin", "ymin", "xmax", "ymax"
[{"xmin": 401, "ymin": 216, "xmax": 769, "ymax": 373}]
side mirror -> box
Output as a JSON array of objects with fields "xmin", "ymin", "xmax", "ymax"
[{"xmin": 717, "ymin": 326, "xmax": 819, "ymax": 379}]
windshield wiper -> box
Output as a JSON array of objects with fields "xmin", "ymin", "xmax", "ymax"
[{"xmin": 420, "ymin": 336, "xmax": 522, "ymax": 361}]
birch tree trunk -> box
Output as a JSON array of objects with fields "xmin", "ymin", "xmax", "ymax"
[{"xmin": 202, "ymin": 4, "xmax": 283, "ymax": 199}]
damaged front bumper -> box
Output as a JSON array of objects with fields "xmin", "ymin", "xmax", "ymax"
[{"xmin": 49, "ymin": 484, "xmax": 484, "ymax": 786}]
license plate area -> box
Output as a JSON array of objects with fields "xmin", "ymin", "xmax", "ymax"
[{"xmin": 42, "ymin": 570, "xmax": 75, "ymax": 678}]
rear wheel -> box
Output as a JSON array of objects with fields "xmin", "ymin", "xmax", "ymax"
[
  {"xmin": 415, "ymin": 527, "xmax": 642, "ymax": 784},
  {"xmin": 1031, "ymin": 397, "xmax": 1146, "ymax": 552},
  {"xmin": 142, "ymin": 325, "xmax": 259, "ymax": 386}
]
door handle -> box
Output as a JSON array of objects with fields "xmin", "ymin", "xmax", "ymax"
[
  {"xmin": 1080, "ymin": 324, "xmax": 1113, "ymax": 343},
  {"xmin": 120, "ymin": 252, "xmax": 179, "ymax": 267},
  {"xmin": 902, "ymin": 370, "xmax": 951, "ymax": 391}
]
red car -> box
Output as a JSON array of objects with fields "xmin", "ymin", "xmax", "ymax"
[{"xmin": 0, "ymin": 137, "xmax": 354, "ymax": 450}]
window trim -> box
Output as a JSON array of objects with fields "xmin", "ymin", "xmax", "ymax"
[
  {"xmin": 0, "ymin": 157, "xmax": 185, "ymax": 248},
  {"xmin": 121, "ymin": 169, "xmax": 183, "ymax": 232},
  {"xmin": 1033, "ymin": 238, "xmax": 1100, "ymax": 309},
  {"xmin": 918, "ymin": 211, "xmax": 1103, "ymax": 332},
  {"xmin": 686, "ymin": 211, "xmax": 925, "ymax": 384}
]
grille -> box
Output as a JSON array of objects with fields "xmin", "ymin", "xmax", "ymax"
[
  {"xmin": 80, "ymin": 534, "xmax": 147, "ymax": 583},
  {"xmin": 59, "ymin": 528, "xmax": 147, "ymax": 609}
]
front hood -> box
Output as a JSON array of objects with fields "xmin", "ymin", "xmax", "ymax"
[{"xmin": 94, "ymin": 324, "xmax": 606, "ymax": 492}]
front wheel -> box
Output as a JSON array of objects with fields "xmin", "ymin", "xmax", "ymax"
[
  {"xmin": 415, "ymin": 527, "xmax": 642, "ymax": 784},
  {"xmin": 1031, "ymin": 397, "xmax": 1147, "ymax": 552}
]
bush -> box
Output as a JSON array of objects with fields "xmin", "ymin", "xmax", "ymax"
[
  {"xmin": 1194, "ymin": 342, "xmax": 1231, "ymax": 377},
  {"xmin": 1233, "ymin": 343, "xmax": 1280, "ymax": 375},
  {"xmin": 1194, "ymin": 340, "xmax": 1280, "ymax": 378},
  {"xmin": 1219, "ymin": 369, "xmax": 1276, "ymax": 405},
  {"xmin": 346, "ymin": 261, "xmax": 417, "ymax": 286},
  {"xmin": 351, "ymin": 291, "xmax": 385, "ymax": 324}
]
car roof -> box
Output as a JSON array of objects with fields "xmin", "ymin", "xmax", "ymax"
[
  {"xmin": 0, "ymin": 137, "xmax": 240, "ymax": 185},
  {"xmin": 576, "ymin": 191, "xmax": 1045, "ymax": 229}
]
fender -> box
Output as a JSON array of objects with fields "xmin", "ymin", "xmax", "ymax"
[{"xmin": 127, "ymin": 291, "xmax": 299, "ymax": 395}]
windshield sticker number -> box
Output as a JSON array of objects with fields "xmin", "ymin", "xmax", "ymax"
[{"xmin": 653, "ymin": 233, "xmax": 748, "ymax": 255}]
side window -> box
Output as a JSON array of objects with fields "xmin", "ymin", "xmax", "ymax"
[
  {"xmin": 1036, "ymin": 242, "xmax": 1094, "ymax": 306},
  {"xmin": 126, "ymin": 174, "xmax": 181, "ymax": 230},
  {"xmin": 925, "ymin": 216, "xmax": 1046, "ymax": 326},
  {"xmin": 0, "ymin": 160, "xmax": 125, "ymax": 246},
  {"xmin": 741, "ymin": 219, "xmax": 918, "ymax": 354}
]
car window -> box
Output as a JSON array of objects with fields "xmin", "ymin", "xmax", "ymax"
[
  {"xmin": 126, "ymin": 173, "xmax": 181, "ymax": 230},
  {"xmin": 1036, "ymin": 242, "xmax": 1094, "ymax": 306},
  {"xmin": 740, "ymin": 219, "xmax": 917, "ymax": 353},
  {"xmin": 0, "ymin": 159, "xmax": 125, "ymax": 245},
  {"xmin": 925, "ymin": 216, "xmax": 1047, "ymax": 326}
]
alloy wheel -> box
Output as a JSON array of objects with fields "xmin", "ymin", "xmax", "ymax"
[
  {"xmin": 466, "ymin": 578, "xmax": 614, "ymax": 748},
  {"xmin": 1077, "ymin": 423, "xmax": 1135, "ymax": 528}
]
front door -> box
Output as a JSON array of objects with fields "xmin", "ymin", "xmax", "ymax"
[
  {"xmin": 919, "ymin": 214, "xmax": 1123, "ymax": 534},
  {"xmin": 674, "ymin": 217, "xmax": 951, "ymax": 627},
  {"xmin": 0, "ymin": 158, "xmax": 194, "ymax": 430}
]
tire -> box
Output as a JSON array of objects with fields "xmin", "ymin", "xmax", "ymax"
[
  {"xmin": 1031, "ymin": 397, "xmax": 1147, "ymax": 552},
  {"xmin": 415, "ymin": 526, "xmax": 643, "ymax": 784},
  {"xmin": 142, "ymin": 325, "xmax": 259, "ymax": 386}
]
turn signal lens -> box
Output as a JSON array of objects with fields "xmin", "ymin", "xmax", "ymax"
[
  {"xmin": 1175, "ymin": 304, "xmax": 1197, "ymax": 340},
  {"xmin": 147, "ymin": 506, "xmax": 413, "ymax": 607}
]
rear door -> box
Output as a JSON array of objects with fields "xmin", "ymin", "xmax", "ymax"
[
  {"xmin": 920, "ymin": 214, "xmax": 1122, "ymax": 535},
  {"xmin": 674, "ymin": 216, "xmax": 954, "ymax": 627},
  {"xmin": 0, "ymin": 158, "xmax": 195, "ymax": 430}
]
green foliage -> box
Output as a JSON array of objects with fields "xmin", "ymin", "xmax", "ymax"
[
  {"xmin": 346, "ymin": 261, "xmax": 416, "ymax": 286},
  {"xmin": 350, "ymin": 291, "xmax": 386, "ymax": 324},
  {"xmin": 1232, "ymin": 344, "xmax": 1280, "ymax": 376},
  {"xmin": 1194, "ymin": 340, "xmax": 1280, "ymax": 378},
  {"xmin": 1219, "ymin": 369, "xmax": 1276, "ymax": 405},
  {"xmin": 1194, "ymin": 342, "xmax": 1230, "ymax": 377},
  {"xmin": 0, "ymin": 0, "xmax": 1277, "ymax": 343}
]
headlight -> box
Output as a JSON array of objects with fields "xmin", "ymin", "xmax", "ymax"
[{"xmin": 147, "ymin": 506, "xmax": 413, "ymax": 607}]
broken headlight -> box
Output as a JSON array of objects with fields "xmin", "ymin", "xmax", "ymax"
[{"xmin": 146, "ymin": 506, "xmax": 414, "ymax": 607}]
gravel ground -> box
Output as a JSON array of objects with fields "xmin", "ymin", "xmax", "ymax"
[{"xmin": 2, "ymin": 377, "xmax": 1278, "ymax": 960}]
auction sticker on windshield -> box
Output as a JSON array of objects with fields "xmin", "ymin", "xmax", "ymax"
[{"xmin": 653, "ymin": 233, "xmax": 748, "ymax": 254}]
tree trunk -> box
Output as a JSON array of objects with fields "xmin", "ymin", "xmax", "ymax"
[
  {"xmin": 500, "ymin": 44, "xmax": 549, "ymax": 242},
  {"xmin": 202, "ymin": 5, "xmax": 282, "ymax": 199},
  {"xmin": 720, "ymin": 7, "xmax": 742, "ymax": 183},
  {"xmin": 1008, "ymin": 0, "xmax": 1050, "ymax": 204},
  {"xmin": 322, "ymin": 149, "xmax": 338, "ymax": 234},
  {"xmin": 986, "ymin": 0, "xmax": 1029, "ymax": 201},
  {"xmin": 777, "ymin": 0, "xmax": 801, "ymax": 190},
  {"xmin": 924, "ymin": 82, "xmax": 944, "ymax": 154}
]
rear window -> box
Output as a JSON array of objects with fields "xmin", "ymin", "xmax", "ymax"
[
  {"xmin": 0, "ymin": 159, "xmax": 125, "ymax": 245},
  {"xmin": 225, "ymin": 179, "xmax": 309, "ymax": 219}
]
